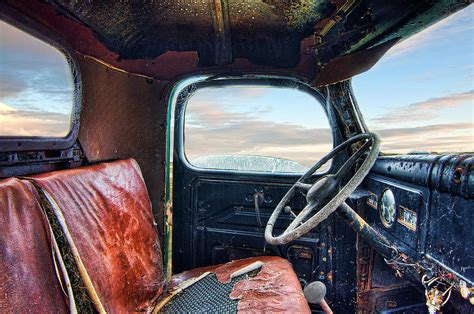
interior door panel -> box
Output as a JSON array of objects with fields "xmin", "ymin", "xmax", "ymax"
[{"xmin": 173, "ymin": 171, "xmax": 329, "ymax": 284}]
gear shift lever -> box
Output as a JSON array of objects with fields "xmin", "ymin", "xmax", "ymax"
[{"xmin": 303, "ymin": 281, "xmax": 333, "ymax": 314}]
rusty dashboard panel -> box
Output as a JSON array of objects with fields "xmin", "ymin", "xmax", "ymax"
[
  {"xmin": 365, "ymin": 154, "xmax": 474, "ymax": 285},
  {"xmin": 363, "ymin": 174, "xmax": 426, "ymax": 254}
]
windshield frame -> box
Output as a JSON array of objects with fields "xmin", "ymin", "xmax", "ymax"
[{"xmin": 174, "ymin": 76, "xmax": 339, "ymax": 177}]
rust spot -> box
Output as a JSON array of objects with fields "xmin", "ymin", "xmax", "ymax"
[
  {"xmin": 327, "ymin": 246, "xmax": 333, "ymax": 258},
  {"xmin": 452, "ymin": 167, "xmax": 463, "ymax": 184},
  {"xmin": 326, "ymin": 271, "xmax": 333, "ymax": 283},
  {"xmin": 386, "ymin": 300, "xmax": 398, "ymax": 308}
]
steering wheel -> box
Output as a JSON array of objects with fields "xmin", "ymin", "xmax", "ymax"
[{"xmin": 265, "ymin": 133, "xmax": 380, "ymax": 245}]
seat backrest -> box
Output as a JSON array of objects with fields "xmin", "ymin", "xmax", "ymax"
[
  {"xmin": 32, "ymin": 159, "xmax": 164, "ymax": 313},
  {"xmin": 0, "ymin": 178, "xmax": 69, "ymax": 313}
]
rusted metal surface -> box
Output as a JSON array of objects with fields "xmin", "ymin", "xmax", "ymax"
[
  {"xmin": 210, "ymin": 0, "xmax": 232, "ymax": 65},
  {"xmin": 339, "ymin": 203, "xmax": 397, "ymax": 260},
  {"xmin": 324, "ymin": 80, "xmax": 367, "ymax": 140},
  {"xmin": 76, "ymin": 55, "xmax": 168, "ymax": 236},
  {"xmin": 313, "ymin": 0, "xmax": 357, "ymax": 45},
  {"xmin": 4, "ymin": 0, "xmax": 469, "ymax": 85},
  {"xmin": 311, "ymin": 38, "xmax": 398, "ymax": 87}
]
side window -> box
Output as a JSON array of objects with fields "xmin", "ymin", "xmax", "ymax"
[
  {"xmin": 0, "ymin": 21, "xmax": 75, "ymax": 137},
  {"xmin": 352, "ymin": 7, "xmax": 473, "ymax": 154},
  {"xmin": 183, "ymin": 84, "xmax": 333, "ymax": 174}
]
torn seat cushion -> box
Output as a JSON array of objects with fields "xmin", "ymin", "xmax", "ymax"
[
  {"xmin": 0, "ymin": 178, "xmax": 68, "ymax": 312},
  {"xmin": 32, "ymin": 159, "xmax": 164, "ymax": 313},
  {"xmin": 170, "ymin": 256, "xmax": 311, "ymax": 313}
]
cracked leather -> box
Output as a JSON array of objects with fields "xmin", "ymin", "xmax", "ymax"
[{"xmin": 32, "ymin": 159, "xmax": 165, "ymax": 313}]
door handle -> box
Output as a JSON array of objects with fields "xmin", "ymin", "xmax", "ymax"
[{"xmin": 254, "ymin": 192, "xmax": 264, "ymax": 227}]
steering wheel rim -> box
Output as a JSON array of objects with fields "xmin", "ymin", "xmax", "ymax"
[{"xmin": 265, "ymin": 132, "xmax": 380, "ymax": 245}]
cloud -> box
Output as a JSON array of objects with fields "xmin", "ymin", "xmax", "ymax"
[
  {"xmin": 374, "ymin": 122, "xmax": 473, "ymax": 153},
  {"xmin": 234, "ymin": 86, "xmax": 269, "ymax": 98},
  {"xmin": 186, "ymin": 121, "xmax": 332, "ymax": 166},
  {"xmin": 0, "ymin": 21, "xmax": 64, "ymax": 62},
  {"xmin": 184, "ymin": 88, "xmax": 473, "ymax": 167},
  {"xmin": 371, "ymin": 90, "xmax": 473, "ymax": 124},
  {"xmin": 185, "ymin": 99, "xmax": 332, "ymax": 167},
  {"xmin": 0, "ymin": 76, "xmax": 26, "ymax": 99},
  {"xmin": 385, "ymin": 5, "xmax": 473, "ymax": 58},
  {"xmin": 0, "ymin": 21, "xmax": 75, "ymax": 122},
  {"xmin": 0, "ymin": 22, "xmax": 76, "ymax": 138},
  {"xmin": 0, "ymin": 102, "xmax": 71, "ymax": 137}
]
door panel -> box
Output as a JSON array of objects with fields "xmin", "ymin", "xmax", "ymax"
[{"xmin": 172, "ymin": 169, "xmax": 330, "ymax": 287}]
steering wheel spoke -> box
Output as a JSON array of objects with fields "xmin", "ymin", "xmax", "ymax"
[
  {"xmin": 294, "ymin": 181, "xmax": 312, "ymax": 191},
  {"xmin": 286, "ymin": 203, "xmax": 313, "ymax": 232},
  {"xmin": 265, "ymin": 133, "xmax": 380, "ymax": 245}
]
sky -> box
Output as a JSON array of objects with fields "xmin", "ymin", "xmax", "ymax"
[
  {"xmin": 352, "ymin": 5, "xmax": 473, "ymax": 155},
  {"xmin": 0, "ymin": 21, "xmax": 74, "ymax": 137},
  {"xmin": 185, "ymin": 86, "xmax": 333, "ymax": 167},
  {"xmin": 1, "ymin": 5, "xmax": 473, "ymax": 166}
]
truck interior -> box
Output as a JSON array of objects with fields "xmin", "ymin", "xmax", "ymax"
[{"xmin": 1, "ymin": 1, "xmax": 473, "ymax": 313}]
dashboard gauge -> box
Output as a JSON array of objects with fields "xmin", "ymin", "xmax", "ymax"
[{"xmin": 379, "ymin": 189, "xmax": 396, "ymax": 228}]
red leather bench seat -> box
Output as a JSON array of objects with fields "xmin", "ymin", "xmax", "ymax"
[{"xmin": 1, "ymin": 159, "xmax": 310, "ymax": 313}]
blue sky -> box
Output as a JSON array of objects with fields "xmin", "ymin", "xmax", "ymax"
[
  {"xmin": 352, "ymin": 5, "xmax": 473, "ymax": 153},
  {"xmin": 0, "ymin": 21, "xmax": 74, "ymax": 136},
  {"xmin": 353, "ymin": 5, "xmax": 473, "ymax": 128}
]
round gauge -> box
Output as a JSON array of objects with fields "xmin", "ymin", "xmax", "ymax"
[{"xmin": 379, "ymin": 189, "xmax": 396, "ymax": 228}]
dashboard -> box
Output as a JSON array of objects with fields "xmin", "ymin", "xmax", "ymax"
[
  {"xmin": 361, "ymin": 154, "xmax": 474, "ymax": 303},
  {"xmin": 364, "ymin": 174, "xmax": 426, "ymax": 259}
]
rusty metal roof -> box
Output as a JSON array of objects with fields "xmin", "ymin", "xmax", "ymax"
[{"xmin": 4, "ymin": 0, "xmax": 470, "ymax": 84}]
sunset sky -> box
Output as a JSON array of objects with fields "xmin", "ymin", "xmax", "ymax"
[
  {"xmin": 1, "ymin": 5, "xmax": 473, "ymax": 167},
  {"xmin": 0, "ymin": 21, "xmax": 74, "ymax": 137}
]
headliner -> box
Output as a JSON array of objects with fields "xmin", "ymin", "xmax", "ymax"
[{"xmin": 3, "ymin": 0, "xmax": 470, "ymax": 85}]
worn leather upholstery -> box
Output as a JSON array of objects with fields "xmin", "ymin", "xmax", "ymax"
[
  {"xmin": 171, "ymin": 256, "xmax": 311, "ymax": 313},
  {"xmin": 2, "ymin": 158, "xmax": 309, "ymax": 312},
  {"xmin": 32, "ymin": 159, "xmax": 164, "ymax": 313},
  {"xmin": 0, "ymin": 178, "xmax": 68, "ymax": 312}
]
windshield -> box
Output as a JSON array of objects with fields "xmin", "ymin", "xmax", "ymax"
[
  {"xmin": 192, "ymin": 155, "xmax": 307, "ymax": 173},
  {"xmin": 183, "ymin": 84, "xmax": 333, "ymax": 174}
]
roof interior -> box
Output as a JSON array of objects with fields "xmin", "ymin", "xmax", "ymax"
[{"xmin": 4, "ymin": 0, "xmax": 471, "ymax": 84}]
